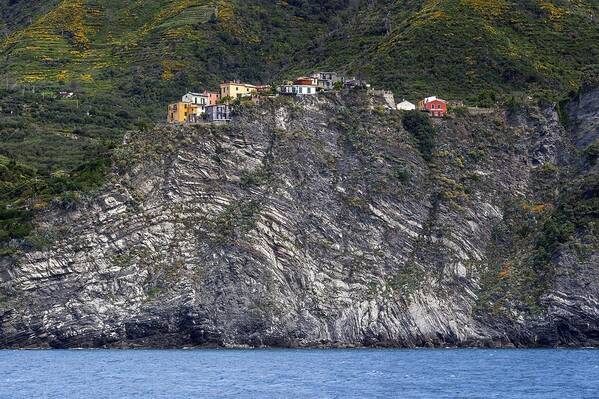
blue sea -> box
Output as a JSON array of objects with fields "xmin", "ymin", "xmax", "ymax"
[{"xmin": 0, "ymin": 349, "xmax": 598, "ymax": 398}]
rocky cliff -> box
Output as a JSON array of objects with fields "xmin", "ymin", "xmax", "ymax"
[{"xmin": 1, "ymin": 90, "xmax": 598, "ymax": 348}]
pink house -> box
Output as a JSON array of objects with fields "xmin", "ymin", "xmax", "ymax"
[{"xmin": 419, "ymin": 96, "xmax": 447, "ymax": 117}]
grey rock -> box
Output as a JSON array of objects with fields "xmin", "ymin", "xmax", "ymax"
[{"xmin": 0, "ymin": 91, "xmax": 597, "ymax": 348}]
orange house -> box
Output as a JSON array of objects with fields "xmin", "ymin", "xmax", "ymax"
[
  {"xmin": 167, "ymin": 102, "xmax": 201, "ymax": 124},
  {"xmin": 418, "ymin": 96, "xmax": 447, "ymax": 117}
]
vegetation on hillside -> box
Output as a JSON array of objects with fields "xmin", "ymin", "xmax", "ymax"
[
  {"xmin": 479, "ymin": 163, "xmax": 599, "ymax": 314},
  {"xmin": 1, "ymin": 0, "xmax": 599, "ymax": 257},
  {"xmin": 3, "ymin": 0, "xmax": 598, "ymax": 103},
  {"xmin": 0, "ymin": 87, "xmax": 146, "ymax": 244},
  {"xmin": 0, "ymin": 0, "xmax": 350, "ymax": 96},
  {"xmin": 304, "ymin": 0, "xmax": 599, "ymax": 102},
  {"xmin": 0, "ymin": 0, "xmax": 60, "ymax": 35},
  {"xmin": 402, "ymin": 110, "xmax": 436, "ymax": 161}
]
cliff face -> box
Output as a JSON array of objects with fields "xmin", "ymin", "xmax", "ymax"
[{"xmin": 0, "ymin": 91, "xmax": 598, "ymax": 348}]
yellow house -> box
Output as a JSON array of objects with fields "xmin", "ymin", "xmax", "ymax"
[
  {"xmin": 220, "ymin": 81, "xmax": 257, "ymax": 101},
  {"xmin": 167, "ymin": 102, "xmax": 201, "ymax": 124}
]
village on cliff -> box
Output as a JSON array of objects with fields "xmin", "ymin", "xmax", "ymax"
[{"xmin": 167, "ymin": 72, "xmax": 450, "ymax": 124}]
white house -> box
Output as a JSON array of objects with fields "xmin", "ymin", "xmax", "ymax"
[
  {"xmin": 279, "ymin": 84, "xmax": 317, "ymax": 95},
  {"xmin": 278, "ymin": 78, "xmax": 318, "ymax": 96},
  {"xmin": 397, "ymin": 99, "xmax": 416, "ymax": 111},
  {"xmin": 182, "ymin": 92, "xmax": 210, "ymax": 106}
]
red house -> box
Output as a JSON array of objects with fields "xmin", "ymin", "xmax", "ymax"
[{"xmin": 418, "ymin": 96, "xmax": 447, "ymax": 117}]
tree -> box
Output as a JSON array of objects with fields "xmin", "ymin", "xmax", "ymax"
[{"xmin": 402, "ymin": 111, "xmax": 436, "ymax": 161}]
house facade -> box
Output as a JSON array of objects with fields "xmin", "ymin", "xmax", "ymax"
[
  {"xmin": 182, "ymin": 92, "xmax": 209, "ymax": 106},
  {"xmin": 181, "ymin": 91, "xmax": 220, "ymax": 115},
  {"xmin": 278, "ymin": 84, "xmax": 317, "ymax": 96},
  {"xmin": 418, "ymin": 96, "xmax": 447, "ymax": 117},
  {"xmin": 278, "ymin": 77, "xmax": 318, "ymax": 96},
  {"xmin": 167, "ymin": 102, "xmax": 202, "ymax": 124},
  {"xmin": 311, "ymin": 72, "xmax": 342, "ymax": 90},
  {"xmin": 203, "ymin": 91, "xmax": 220, "ymax": 106},
  {"xmin": 220, "ymin": 81, "xmax": 258, "ymax": 101},
  {"xmin": 397, "ymin": 100, "xmax": 416, "ymax": 111},
  {"xmin": 205, "ymin": 104, "xmax": 231, "ymax": 123}
]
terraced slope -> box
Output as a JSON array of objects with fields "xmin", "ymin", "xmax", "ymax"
[
  {"xmin": 0, "ymin": 0, "xmax": 60, "ymax": 34},
  {"xmin": 3, "ymin": 0, "xmax": 599, "ymax": 100},
  {"xmin": 303, "ymin": 0, "xmax": 599, "ymax": 101},
  {"xmin": 0, "ymin": 0, "xmax": 347, "ymax": 93}
]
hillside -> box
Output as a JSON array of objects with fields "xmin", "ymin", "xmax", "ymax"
[
  {"xmin": 0, "ymin": 0, "xmax": 599, "ymax": 348},
  {"xmin": 0, "ymin": 0, "xmax": 348, "ymax": 98},
  {"xmin": 302, "ymin": 0, "xmax": 599, "ymax": 101},
  {"xmin": 0, "ymin": 90, "xmax": 597, "ymax": 348},
  {"xmin": 0, "ymin": 0, "xmax": 598, "ymax": 242},
  {"xmin": 2, "ymin": 0, "xmax": 599, "ymax": 101},
  {"xmin": 0, "ymin": 0, "xmax": 60, "ymax": 34}
]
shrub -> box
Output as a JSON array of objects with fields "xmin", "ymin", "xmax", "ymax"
[
  {"xmin": 390, "ymin": 164, "xmax": 412, "ymax": 184},
  {"xmin": 584, "ymin": 141, "xmax": 599, "ymax": 166},
  {"xmin": 402, "ymin": 111, "xmax": 436, "ymax": 162},
  {"xmin": 476, "ymin": 90, "xmax": 498, "ymax": 108}
]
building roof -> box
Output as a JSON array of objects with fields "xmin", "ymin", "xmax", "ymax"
[
  {"xmin": 311, "ymin": 71, "xmax": 338, "ymax": 76},
  {"xmin": 220, "ymin": 81, "xmax": 258, "ymax": 89},
  {"xmin": 424, "ymin": 96, "xmax": 447, "ymax": 103},
  {"xmin": 293, "ymin": 77, "xmax": 317, "ymax": 85},
  {"xmin": 281, "ymin": 83, "xmax": 316, "ymax": 87},
  {"xmin": 184, "ymin": 92, "xmax": 208, "ymax": 97}
]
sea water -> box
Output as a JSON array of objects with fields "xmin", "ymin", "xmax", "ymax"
[{"xmin": 1, "ymin": 348, "xmax": 598, "ymax": 398}]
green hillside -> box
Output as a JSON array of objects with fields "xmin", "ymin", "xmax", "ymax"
[
  {"xmin": 0, "ymin": 0, "xmax": 60, "ymax": 34},
  {"xmin": 2, "ymin": 0, "xmax": 599, "ymax": 101},
  {"xmin": 0, "ymin": 0, "xmax": 599, "ymax": 245},
  {"xmin": 302, "ymin": 0, "xmax": 599, "ymax": 101},
  {"xmin": 0, "ymin": 0, "xmax": 348, "ymax": 98}
]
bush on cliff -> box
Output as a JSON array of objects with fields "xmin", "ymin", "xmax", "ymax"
[{"xmin": 401, "ymin": 111, "xmax": 436, "ymax": 162}]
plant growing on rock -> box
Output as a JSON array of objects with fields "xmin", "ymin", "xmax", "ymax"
[{"xmin": 402, "ymin": 111, "xmax": 436, "ymax": 162}]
